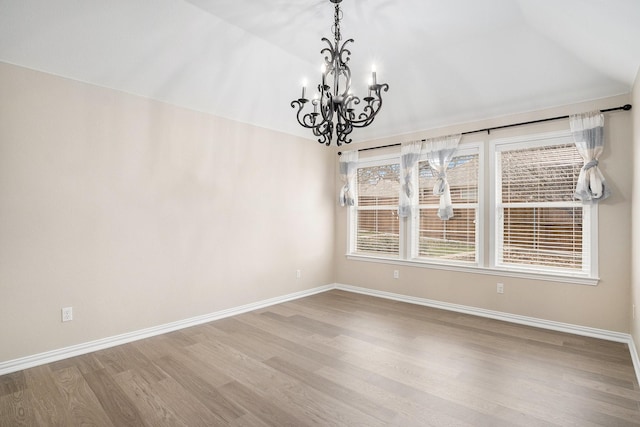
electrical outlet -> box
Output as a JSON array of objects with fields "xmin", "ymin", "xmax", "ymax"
[
  {"xmin": 497, "ymin": 283, "xmax": 504, "ymax": 294},
  {"xmin": 393, "ymin": 270, "xmax": 399, "ymax": 279},
  {"xmin": 61, "ymin": 307, "xmax": 73, "ymax": 322},
  {"xmin": 296, "ymin": 269, "xmax": 301, "ymax": 279}
]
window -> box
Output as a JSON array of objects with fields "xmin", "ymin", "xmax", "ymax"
[
  {"xmin": 492, "ymin": 133, "xmax": 595, "ymax": 278},
  {"xmin": 414, "ymin": 150, "xmax": 480, "ymax": 263},
  {"xmin": 348, "ymin": 146, "xmax": 480, "ymax": 266},
  {"xmin": 352, "ymin": 161, "xmax": 400, "ymax": 257},
  {"xmin": 345, "ymin": 132, "xmax": 598, "ymax": 284}
]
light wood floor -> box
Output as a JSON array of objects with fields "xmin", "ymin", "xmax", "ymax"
[{"xmin": 1, "ymin": 290, "xmax": 639, "ymax": 426}]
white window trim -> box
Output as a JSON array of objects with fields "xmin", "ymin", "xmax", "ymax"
[
  {"xmin": 344, "ymin": 134, "xmax": 599, "ymax": 286},
  {"xmin": 489, "ymin": 130, "xmax": 598, "ymax": 281},
  {"xmin": 409, "ymin": 143, "xmax": 483, "ymax": 266},
  {"xmin": 348, "ymin": 154, "xmax": 402, "ymax": 259}
]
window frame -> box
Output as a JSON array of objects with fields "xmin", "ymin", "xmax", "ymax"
[
  {"xmin": 344, "ymin": 132, "xmax": 599, "ymax": 286},
  {"xmin": 410, "ymin": 144, "xmax": 483, "ymax": 267},
  {"xmin": 489, "ymin": 131, "xmax": 598, "ymax": 281},
  {"xmin": 349, "ymin": 155, "xmax": 402, "ymax": 259}
]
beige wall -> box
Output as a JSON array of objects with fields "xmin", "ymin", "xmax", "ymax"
[
  {"xmin": 335, "ymin": 94, "xmax": 633, "ymax": 333},
  {"xmin": 632, "ymin": 68, "xmax": 640, "ymax": 354},
  {"xmin": 0, "ymin": 59, "xmax": 636, "ymax": 366},
  {"xmin": 0, "ymin": 62, "xmax": 335, "ymax": 363}
]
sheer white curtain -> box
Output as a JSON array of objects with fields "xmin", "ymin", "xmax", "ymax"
[
  {"xmin": 424, "ymin": 134, "xmax": 461, "ymax": 220},
  {"xmin": 398, "ymin": 141, "xmax": 423, "ymax": 218},
  {"xmin": 338, "ymin": 150, "xmax": 359, "ymax": 206},
  {"xmin": 570, "ymin": 111, "xmax": 610, "ymax": 203}
]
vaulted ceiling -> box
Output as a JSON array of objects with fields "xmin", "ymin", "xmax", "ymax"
[{"xmin": 1, "ymin": 0, "xmax": 639, "ymax": 144}]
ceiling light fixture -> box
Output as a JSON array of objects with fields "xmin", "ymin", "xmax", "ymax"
[{"xmin": 291, "ymin": 0, "xmax": 389, "ymax": 146}]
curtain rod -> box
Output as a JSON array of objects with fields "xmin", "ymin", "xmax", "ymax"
[{"xmin": 337, "ymin": 103, "xmax": 632, "ymax": 155}]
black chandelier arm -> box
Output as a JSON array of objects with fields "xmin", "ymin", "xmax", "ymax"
[
  {"xmin": 341, "ymin": 96, "xmax": 359, "ymax": 122},
  {"xmin": 318, "ymin": 99, "xmax": 337, "ymax": 134},
  {"xmin": 334, "ymin": 84, "xmax": 388, "ymax": 128},
  {"xmin": 313, "ymin": 120, "xmax": 334, "ymax": 146},
  {"xmin": 374, "ymin": 83, "xmax": 390, "ymax": 94},
  {"xmin": 320, "ymin": 38, "xmax": 337, "ymax": 66},
  {"xmin": 289, "ymin": 99, "xmax": 308, "ymax": 126},
  {"xmin": 291, "ymin": 99, "xmax": 328, "ymax": 130},
  {"xmin": 290, "ymin": 100, "xmax": 315, "ymax": 128},
  {"xmin": 359, "ymin": 97, "xmax": 381, "ymax": 120},
  {"xmin": 345, "ymin": 101, "xmax": 377, "ymax": 125},
  {"xmin": 337, "ymin": 39, "xmax": 353, "ymax": 67},
  {"xmin": 335, "ymin": 116, "xmax": 353, "ymax": 146},
  {"xmin": 290, "ymin": 98, "xmax": 338, "ymax": 146}
]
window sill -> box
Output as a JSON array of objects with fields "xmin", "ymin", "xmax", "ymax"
[{"xmin": 345, "ymin": 254, "xmax": 599, "ymax": 286}]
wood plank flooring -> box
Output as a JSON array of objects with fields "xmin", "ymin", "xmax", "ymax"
[{"xmin": 1, "ymin": 290, "xmax": 639, "ymax": 426}]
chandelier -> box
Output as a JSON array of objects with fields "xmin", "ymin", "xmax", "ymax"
[{"xmin": 291, "ymin": 0, "xmax": 389, "ymax": 146}]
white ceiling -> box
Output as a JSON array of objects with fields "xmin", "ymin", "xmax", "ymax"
[{"xmin": 1, "ymin": 0, "xmax": 639, "ymax": 144}]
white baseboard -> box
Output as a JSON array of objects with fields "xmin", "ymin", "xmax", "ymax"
[
  {"xmin": 3, "ymin": 282, "xmax": 639, "ymax": 390},
  {"xmin": 0, "ymin": 284, "xmax": 333, "ymax": 376},
  {"xmin": 334, "ymin": 283, "xmax": 640, "ymax": 386},
  {"xmin": 334, "ymin": 283, "xmax": 629, "ymax": 342},
  {"xmin": 630, "ymin": 336, "xmax": 640, "ymax": 387}
]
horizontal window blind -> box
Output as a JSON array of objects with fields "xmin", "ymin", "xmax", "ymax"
[
  {"xmin": 497, "ymin": 142, "xmax": 589, "ymax": 273},
  {"xmin": 418, "ymin": 208, "xmax": 476, "ymax": 261},
  {"xmin": 502, "ymin": 207, "xmax": 583, "ymax": 269},
  {"xmin": 501, "ymin": 144, "xmax": 580, "ymax": 203},
  {"xmin": 416, "ymin": 154, "xmax": 479, "ymax": 263},
  {"xmin": 355, "ymin": 163, "xmax": 400, "ymax": 256},
  {"xmin": 356, "ymin": 209, "xmax": 399, "ymax": 255}
]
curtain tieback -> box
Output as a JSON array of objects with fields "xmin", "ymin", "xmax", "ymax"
[
  {"xmin": 583, "ymin": 159, "xmax": 599, "ymax": 171},
  {"xmin": 433, "ymin": 176, "xmax": 447, "ymax": 196},
  {"xmin": 403, "ymin": 173, "xmax": 414, "ymax": 197},
  {"xmin": 340, "ymin": 185, "xmax": 353, "ymax": 206},
  {"xmin": 403, "ymin": 182, "xmax": 413, "ymax": 198}
]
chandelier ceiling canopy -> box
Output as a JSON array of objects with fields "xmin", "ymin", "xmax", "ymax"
[{"xmin": 291, "ymin": 0, "xmax": 389, "ymax": 147}]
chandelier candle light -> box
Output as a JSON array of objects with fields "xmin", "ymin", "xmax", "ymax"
[{"xmin": 291, "ymin": 0, "xmax": 389, "ymax": 146}]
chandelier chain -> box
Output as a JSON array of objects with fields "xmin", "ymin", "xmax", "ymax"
[{"xmin": 333, "ymin": 3, "xmax": 341, "ymax": 44}]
